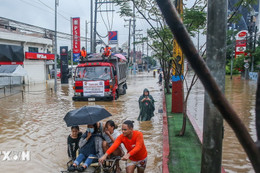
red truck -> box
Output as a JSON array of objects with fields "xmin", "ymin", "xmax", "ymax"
[{"xmin": 72, "ymin": 54, "xmax": 127, "ymax": 101}]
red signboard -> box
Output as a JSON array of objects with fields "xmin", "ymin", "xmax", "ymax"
[
  {"xmin": 25, "ymin": 52, "xmax": 55, "ymax": 60},
  {"xmin": 238, "ymin": 31, "xmax": 247, "ymax": 37},
  {"xmin": 235, "ymin": 30, "xmax": 248, "ymax": 58},
  {"xmin": 72, "ymin": 18, "xmax": 81, "ymax": 54},
  {"xmin": 0, "ymin": 62, "xmax": 23, "ymax": 65}
]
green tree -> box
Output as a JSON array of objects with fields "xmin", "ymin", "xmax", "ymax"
[
  {"xmin": 233, "ymin": 55, "xmax": 246, "ymax": 71},
  {"xmin": 113, "ymin": 0, "xmax": 206, "ymax": 94},
  {"xmin": 148, "ymin": 26, "xmax": 173, "ymax": 93},
  {"xmin": 113, "ymin": 0, "xmax": 207, "ymax": 136}
]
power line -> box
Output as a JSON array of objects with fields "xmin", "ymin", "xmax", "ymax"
[
  {"xmin": 37, "ymin": 0, "xmax": 71, "ymax": 22},
  {"xmin": 106, "ymin": 1, "xmax": 111, "ymax": 30},
  {"xmin": 20, "ymin": 0, "xmax": 86, "ymax": 33},
  {"xmin": 100, "ymin": 7, "xmax": 110, "ymax": 33},
  {"xmin": 0, "ymin": 18, "xmax": 89, "ymax": 42},
  {"xmin": 19, "ymin": 0, "xmax": 53, "ymax": 14}
]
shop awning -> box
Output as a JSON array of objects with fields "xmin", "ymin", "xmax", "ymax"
[
  {"xmin": 0, "ymin": 44, "xmax": 24, "ymax": 64},
  {"xmin": 0, "ymin": 65, "xmax": 27, "ymax": 76}
]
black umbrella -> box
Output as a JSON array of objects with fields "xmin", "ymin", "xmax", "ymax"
[{"xmin": 64, "ymin": 105, "xmax": 112, "ymax": 127}]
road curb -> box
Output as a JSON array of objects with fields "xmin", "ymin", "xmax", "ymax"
[{"xmin": 162, "ymin": 85, "xmax": 169, "ymax": 173}]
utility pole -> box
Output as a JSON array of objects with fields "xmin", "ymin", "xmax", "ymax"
[
  {"xmin": 128, "ymin": 19, "xmax": 132, "ymax": 63},
  {"xmin": 142, "ymin": 35, "xmax": 144, "ymax": 59},
  {"xmin": 248, "ymin": 11, "xmax": 256, "ymax": 72},
  {"xmin": 86, "ymin": 21, "xmax": 88, "ymax": 51},
  {"xmin": 54, "ymin": 0, "xmax": 58, "ymax": 92},
  {"xmin": 147, "ymin": 30, "xmax": 149, "ymax": 57},
  {"xmin": 248, "ymin": 15, "xmax": 254, "ymax": 72},
  {"xmin": 230, "ymin": 23, "xmax": 235, "ymax": 80},
  {"xmin": 93, "ymin": 0, "xmax": 98, "ymax": 53},
  {"xmin": 197, "ymin": 30, "xmax": 199, "ymax": 53},
  {"xmin": 124, "ymin": 19, "xmax": 132, "ymax": 62},
  {"xmin": 133, "ymin": 3, "xmax": 136, "ymax": 74},
  {"xmin": 201, "ymin": 0, "xmax": 227, "ymax": 172},
  {"xmin": 70, "ymin": 17, "xmax": 73, "ymax": 82},
  {"xmin": 90, "ymin": 0, "xmax": 93, "ymax": 53}
]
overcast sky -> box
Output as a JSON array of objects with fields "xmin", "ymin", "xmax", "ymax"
[
  {"xmin": 0, "ymin": 0, "xmax": 201, "ymax": 53},
  {"xmin": 0, "ymin": 0, "xmax": 155, "ymax": 52}
]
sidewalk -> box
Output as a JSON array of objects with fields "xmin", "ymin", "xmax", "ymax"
[{"xmin": 163, "ymin": 92, "xmax": 202, "ymax": 173}]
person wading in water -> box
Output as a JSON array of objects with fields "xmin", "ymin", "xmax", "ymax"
[{"xmin": 138, "ymin": 88, "xmax": 155, "ymax": 121}]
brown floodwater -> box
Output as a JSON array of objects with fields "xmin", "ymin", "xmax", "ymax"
[
  {"xmin": 0, "ymin": 72, "xmax": 163, "ymax": 173},
  {"xmin": 187, "ymin": 72, "xmax": 257, "ymax": 173}
]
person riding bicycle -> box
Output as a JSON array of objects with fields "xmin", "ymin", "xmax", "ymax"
[
  {"xmin": 99, "ymin": 120, "xmax": 148, "ymax": 173},
  {"xmin": 102, "ymin": 120, "xmax": 124, "ymax": 173}
]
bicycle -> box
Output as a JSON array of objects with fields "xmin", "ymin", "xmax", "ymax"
[{"xmin": 61, "ymin": 156, "xmax": 121, "ymax": 173}]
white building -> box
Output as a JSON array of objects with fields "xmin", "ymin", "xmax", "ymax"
[{"xmin": 0, "ymin": 27, "xmax": 54, "ymax": 85}]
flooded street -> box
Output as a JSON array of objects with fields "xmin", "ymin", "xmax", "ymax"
[
  {"xmin": 187, "ymin": 72, "xmax": 257, "ymax": 173},
  {"xmin": 1, "ymin": 70, "xmax": 256, "ymax": 173},
  {"xmin": 0, "ymin": 73, "xmax": 163, "ymax": 173}
]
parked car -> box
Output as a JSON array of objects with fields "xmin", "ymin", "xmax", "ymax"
[{"xmin": 50, "ymin": 68, "xmax": 61, "ymax": 79}]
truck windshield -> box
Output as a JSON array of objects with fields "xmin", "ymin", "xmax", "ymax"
[{"xmin": 75, "ymin": 66, "xmax": 111, "ymax": 81}]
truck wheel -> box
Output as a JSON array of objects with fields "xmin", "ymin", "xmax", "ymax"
[
  {"xmin": 115, "ymin": 90, "xmax": 119, "ymax": 100},
  {"xmin": 122, "ymin": 86, "xmax": 126, "ymax": 95}
]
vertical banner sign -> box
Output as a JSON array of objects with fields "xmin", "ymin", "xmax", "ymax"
[
  {"xmin": 72, "ymin": 17, "xmax": 80, "ymax": 62},
  {"xmin": 60, "ymin": 46, "xmax": 69, "ymax": 84},
  {"xmin": 235, "ymin": 30, "xmax": 248, "ymax": 58},
  {"xmin": 172, "ymin": 40, "xmax": 184, "ymax": 78},
  {"xmin": 108, "ymin": 31, "xmax": 118, "ymax": 44},
  {"xmin": 172, "ymin": 0, "xmax": 184, "ymax": 113}
]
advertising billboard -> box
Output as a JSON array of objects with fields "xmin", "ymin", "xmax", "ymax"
[
  {"xmin": 235, "ymin": 30, "xmax": 248, "ymax": 58},
  {"xmin": 108, "ymin": 31, "xmax": 118, "ymax": 44},
  {"xmin": 72, "ymin": 18, "xmax": 80, "ymax": 60}
]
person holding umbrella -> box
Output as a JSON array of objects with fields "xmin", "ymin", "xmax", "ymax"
[
  {"xmin": 99, "ymin": 120, "xmax": 148, "ymax": 173},
  {"xmin": 64, "ymin": 106, "xmax": 112, "ymax": 172},
  {"xmin": 68, "ymin": 123, "xmax": 104, "ymax": 172}
]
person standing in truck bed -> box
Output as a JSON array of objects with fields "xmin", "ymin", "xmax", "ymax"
[{"xmin": 80, "ymin": 47, "xmax": 87, "ymax": 61}]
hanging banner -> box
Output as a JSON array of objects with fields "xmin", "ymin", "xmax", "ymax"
[
  {"xmin": 172, "ymin": 0, "xmax": 184, "ymax": 82},
  {"xmin": 108, "ymin": 31, "xmax": 118, "ymax": 44},
  {"xmin": 72, "ymin": 17, "xmax": 81, "ymax": 59},
  {"xmin": 83, "ymin": 81, "xmax": 105, "ymax": 97},
  {"xmin": 172, "ymin": 39, "xmax": 184, "ymax": 80},
  {"xmin": 235, "ymin": 30, "xmax": 248, "ymax": 58},
  {"xmin": 172, "ymin": 0, "xmax": 184, "ymax": 113}
]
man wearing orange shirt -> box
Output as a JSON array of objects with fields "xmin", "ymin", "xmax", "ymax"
[
  {"xmin": 99, "ymin": 120, "xmax": 147, "ymax": 173},
  {"xmin": 80, "ymin": 47, "xmax": 87, "ymax": 61},
  {"xmin": 102, "ymin": 45, "xmax": 112, "ymax": 61}
]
